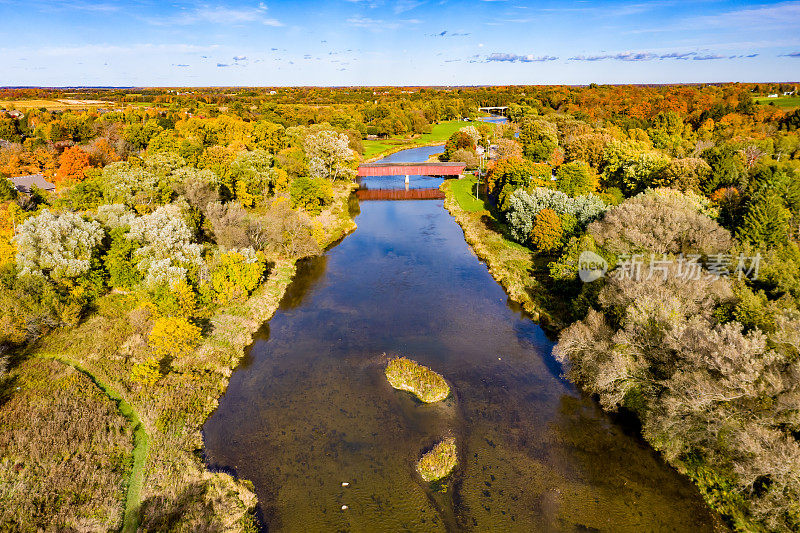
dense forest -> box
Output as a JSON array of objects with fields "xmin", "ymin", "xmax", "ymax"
[{"xmin": 1, "ymin": 82, "xmax": 799, "ymax": 530}]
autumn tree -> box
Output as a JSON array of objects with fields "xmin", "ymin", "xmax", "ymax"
[
  {"xmin": 441, "ymin": 131, "xmax": 475, "ymax": 161},
  {"xmin": 519, "ymin": 118, "xmax": 558, "ymax": 163},
  {"xmin": 555, "ymin": 161, "xmax": 596, "ymax": 196},
  {"xmin": 55, "ymin": 146, "xmax": 92, "ymax": 187},
  {"xmin": 529, "ymin": 208, "xmax": 563, "ymax": 253},
  {"xmin": 304, "ymin": 130, "xmax": 357, "ymax": 181},
  {"xmin": 14, "ymin": 209, "xmax": 104, "ymax": 282}
]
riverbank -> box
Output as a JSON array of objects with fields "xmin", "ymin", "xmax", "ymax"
[
  {"xmin": 2, "ymin": 182, "xmax": 358, "ymax": 531},
  {"xmin": 441, "ymin": 176, "xmax": 561, "ymax": 328}
]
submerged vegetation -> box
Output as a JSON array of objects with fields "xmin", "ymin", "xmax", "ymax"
[
  {"xmin": 416, "ymin": 438, "xmax": 458, "ymax": 483},
  {"xmin": 385, "ymin": 356, "xmax": 450, "ymax": 403}
]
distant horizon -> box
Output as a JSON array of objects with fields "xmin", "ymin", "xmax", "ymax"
[
  {"xmin": 2, "ymin": 81, "xmax": 799, "ymax": 90},
  {"xmin": 2, "ymin": 0, "xmax": 799, "ymax": 86}
]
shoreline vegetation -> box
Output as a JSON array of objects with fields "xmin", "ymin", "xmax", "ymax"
[
  {"xmin": 416, "ymin": 437, "xmax": 458, "ymax": 483},
  {"xmin": 385, "ymin": 356, "xmax": 450, "ymax": 403}
]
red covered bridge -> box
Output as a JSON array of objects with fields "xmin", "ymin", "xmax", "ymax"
[{"xmin": 357, "ymin": 162, "xmax": 466, "ymax": 177}]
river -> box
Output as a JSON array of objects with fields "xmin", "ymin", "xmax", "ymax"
[{"xmin": 203, "ymin": 145, "xmax": 718, "ymax": 532}]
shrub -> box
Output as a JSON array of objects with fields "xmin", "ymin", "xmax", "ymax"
[
  {"xmin": 131, "ymin": 357, "xmax": 161, "ymax": 385},
  {"xmin": 290, "ymin": 176, "xmax": 333, "ymax": 216},
  {"xmin": 529, "ymin": 208, "xmax": 563, "ymax": 253},
  {"xmin": 0, "ymin": 265, "xmax": 66, "ymax": 344},
  {"xmin": 148, "ymin": 316, "xmax": 201, "ymax": 359}
]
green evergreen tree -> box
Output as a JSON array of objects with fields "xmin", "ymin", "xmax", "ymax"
[{"xmin": 738, "ymin": 192, "xmax": 790, "ymax": 248}]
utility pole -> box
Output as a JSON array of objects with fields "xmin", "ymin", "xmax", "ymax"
[{"xmin": 475, "ymin": 152, "xmax": 485, "ymax": 200}]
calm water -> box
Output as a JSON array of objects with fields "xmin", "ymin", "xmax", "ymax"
[
  {"xmin": 203, "ymin": 146, "xmax": 718, "ymax": 532},
  {"xmin": 476, "ymin": 116, "xmax": 509, "ymax": 125}
]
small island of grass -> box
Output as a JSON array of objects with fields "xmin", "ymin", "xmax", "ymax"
[
  {"xmin": 416, "ymin": 438, "xmax": 458, "ymax": 482},
  {"xmin": 385, "ymin": 356, "xmax": 450, "ymax": 403}
]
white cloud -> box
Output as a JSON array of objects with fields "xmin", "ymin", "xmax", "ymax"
[
  {"xmin": 148, "ymin": 4, "xmax": 282, "ymax": 27},
  {"xmin": 486, "ymin": 53, "xmax": 558, "ymax": 63}
]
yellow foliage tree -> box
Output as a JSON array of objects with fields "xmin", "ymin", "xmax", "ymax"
[
  {"xmin": 131, "ymin": 358, "xmax": 161, "ymax": 385},
  {"xmin": 0, "ymin": 202, "xmax": 22, "ymax": 267},
  {"xmin": 148, "ymin": 316, "xmax": 201, "ymax": 359},
  {"xmin": 209, "ymin": 250, "xmax": 266, "ymax": 304}
]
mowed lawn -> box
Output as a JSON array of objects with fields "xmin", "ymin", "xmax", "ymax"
[
  {"xmin": 362, "ymin": 120, "xmax": 465, "ymax": 158},
  {"xmin": 754, "ymin": 96, "xmax": 800, "ymax": 110}
]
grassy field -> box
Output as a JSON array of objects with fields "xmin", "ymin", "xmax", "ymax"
[
  {"xmin": 0, "ymin": 99, "xmax": 112, "ymax": 111},
  {"xmin": 449, "ymin": 175, "xmax": 486, "ymax": 213},
  {"xmin": 362, "ymin": 120, "xmax": 465, "ymax": 159},
  {"xmin": 0, "ymin": 357, "xmax": 133, "ymax": 530},
  {"xmin": 754, "ymin": 95, "xmax": 800, "ymax": 110}
]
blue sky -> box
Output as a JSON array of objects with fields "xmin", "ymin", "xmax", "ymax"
[{"xmin": 0, "ymin": 0, "xmax": 798, "ymax": 86}]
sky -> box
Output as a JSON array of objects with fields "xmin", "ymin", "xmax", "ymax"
[{"xmin": 0, "ymin": 0, "xmax": 798, "ymax": 86}]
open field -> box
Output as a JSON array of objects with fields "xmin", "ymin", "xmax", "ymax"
[
  {"xmin": 0, "ymin": 357, "xmax": 133, "ymax": 530},
  {"xmin": 0, "ymin": 99, "xmax": 112, "ymax": 111},
  {"xmin": 754, "ymin": 95, "xmax": 800, "ymax": 109},
  {"xmin": 362, "ymin": 120, "xmax": 465, "ymax": 158}
]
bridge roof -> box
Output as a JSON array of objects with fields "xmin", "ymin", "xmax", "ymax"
[{"xmin": 357, "ymin": 162, "xmax": 466, "ymax": 176}]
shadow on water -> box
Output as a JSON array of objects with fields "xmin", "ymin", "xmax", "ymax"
[
  {"xmin": 278, "ymin": 256, "xmax": 330, "ymax": 311},
  {"xmin": 203, "ymin": 146, "xmax": 720, "ymax": 532}
]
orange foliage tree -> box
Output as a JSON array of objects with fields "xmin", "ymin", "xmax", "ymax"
[
  {"xmin": 55, "ymin": 146, "xmax": 92, "ymax": 187},
  {"xmin": 529, "ymin": 208, "xmax": 563, "ymax": 253}
]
